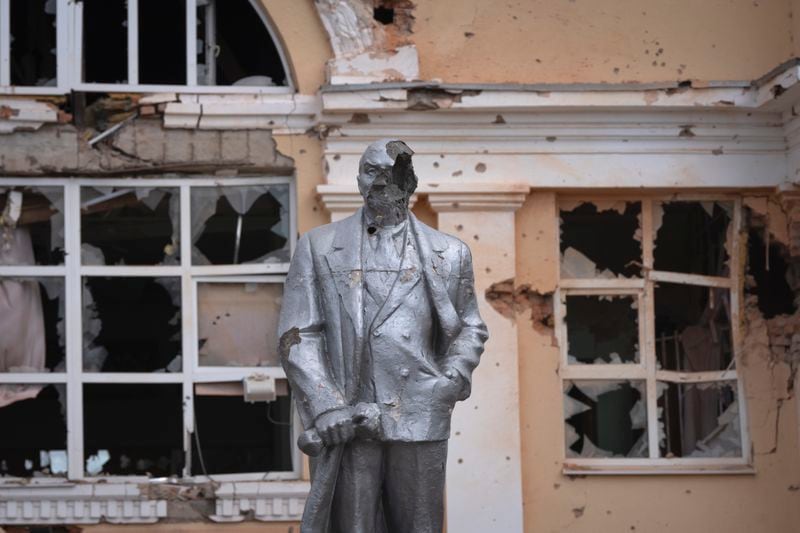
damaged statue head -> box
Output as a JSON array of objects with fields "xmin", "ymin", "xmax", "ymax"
[{"xmin": 278, "ymin": 139, "xmax": 488, "ymax": 532}]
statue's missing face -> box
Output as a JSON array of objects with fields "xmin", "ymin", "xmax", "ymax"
[{"xmin": 357, "ymin": 139, "xmax": 418, "ymax": 227}]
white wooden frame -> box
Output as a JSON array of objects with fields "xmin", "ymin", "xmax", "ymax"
[
  {"xmin": 557, "ymin": 195, "xmax": 752, "ymax": 474},
  {"xmin": 0, "ymin": 176, "xmax": 300, "ymax": 484},
  {"xmin": 0, "ymin": 0, "xmax": 294, "ymax": 94}
]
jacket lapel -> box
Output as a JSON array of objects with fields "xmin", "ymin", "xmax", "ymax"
[
  {"xmin": 324, "ymin": 209, "xmax": 364, "ymax": 340},
  {"xmin": 369, "ymin": 234, "xmax": 422, "ymax": 332},
  {"xmin": 409, "ymin": 214, "xmax": 463, "ymax": 347}
]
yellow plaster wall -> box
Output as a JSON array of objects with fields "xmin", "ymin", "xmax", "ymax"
[
  {"xmin": 259, "ymin": 0, "xmax": 331, "ymax": 94},
  {"xmin": 413, "ymin": 0, "xmax": 796, "ymax": 84},
  {"xmin": 514, "ymin": 192, "xmax": 800, "ymax": 532},
  {"xmin": 274, "ymin": 134, "xmax": 327, "ymax": 235}
]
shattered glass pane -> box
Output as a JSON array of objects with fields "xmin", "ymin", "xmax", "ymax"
[
  {"xmin": 658, "ymin": 381, "xmax": 741, "ymax": 458},
  {"xmin": 198, "ymin": 282, "xmax": 282, "ymax": 367},
  {"xmin": 565, "ymin": 294, "xmax": 639, "ymax": 364},
  {"xmin": 655, "ymin": 284, "xmax": 733, "ymax": 371},
  {"xmin": 83, "ymin": 384, "xmax": 184, "ymax": 476},
  {"xmin": 560, "ymin": 201, "xmax": 642, "ymax": 278},
  {"xmin": 0, "ymin": 384, "xmax": 66, "ymax": 477},
  {"xmin": 0, "ymin": 277, "xmax": 65, "ymax": 373},
  {"xmin": 83, "ymin": 277, "xmax": 182, "ymax": 372},
  {"xmin": 82, "ymin": 0, "xmax": 128, "ymax": 83},
  {"xmin": 191, "ymin": 391, "xmax": 293, "ymax": 475},
  {"xmin": 191, "ymin": 185, "xmax": 290, "ymax": 265},
  {"xmin": 653, "ymin": 201, "xmax": 732, "ymax": 277},
  {"xmin": 1, "ymin": 186, "xmax": 65, "ymax": 265},
  {"xmin": 139, "ymin": 0, "xmax": 186, "ymax": 85},
  {"xmin": 81, "ymin": 187, "xmax": 180, "ymax": 266},
  {"xmin": 196, "ymin": 0, "xmax": 288, "ymax": 86},
  {"xmin": 10, "ymin": 0, "xmax": 57, "ymax": 87},
  {"xmin": 564, "ymin": 380, "xmax": 648, "ymax": 458}
]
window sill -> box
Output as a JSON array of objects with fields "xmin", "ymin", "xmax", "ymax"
[{"xmin": 563, "ymin": 461, "xmax": 755, "ymax": 476}]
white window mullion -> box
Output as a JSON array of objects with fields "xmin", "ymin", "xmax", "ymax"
[
  {"xmin": 185, "ymin": 0, "xmax": 197, "ymax": 87},
  {"xmin": 0, "ymin": 0, "xmax": 10, "ymax": 87},
  {"xmin": 641, "ymin": 199, "xmax": 659, "ymax": 459},
  {"xmin": 127, "ymin": 0, "xmax": 138, "ymax": 85},
  {"xmin": 71, "ymin": 0, "xmax": 83, "ymax": 85},
  {"xmin": 180, "ymin": 184, "xmax": 195, "ymax": 476},
  {"xmin": 55, "ymin": 0, "xmax": 70, "ymax": 90},
  {"xmin": 65, "ymin": 183, "xmax": 85, "ymax": 480}
]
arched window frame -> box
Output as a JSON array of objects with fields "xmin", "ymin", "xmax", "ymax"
[{"xmin": 0, "ymin": 0, "xmax": 295, "ymax": 95}]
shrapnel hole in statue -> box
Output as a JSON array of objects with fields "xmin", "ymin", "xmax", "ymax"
[{"xmin": 278, "ymin": 139, "xmax": 488, "ymax": 533}]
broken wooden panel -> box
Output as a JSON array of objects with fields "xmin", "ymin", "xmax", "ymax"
[
  {"xmin": 0, "ymin": 277, "xmax": 65, "ymax": 374},
  {"xmin": 191, "ymin": 185, "xmax": 290, "ymax": 265},
  {"xmin": 82, "ymin": 277, "xmax": 182, "ymax": 372},
  {"xmin": 9, "ymin": 0, "xmax": 57, "ymax": 86},
  {"xmin": 565, "ymin": 294, "xmax": 640, "ymax": 364},
  {"xmin": 655, "ymin": 283, "xmax": 734, "ymax": 371},
  {"xmin": 0, "ymin": 186, "xmax": 65, "ymax": 265},
  {"xmin": 653, "ymin": 201, "xmax": 733, "ymax": 277},
  {"xmin": 81, "ymin": 187, "xmax": 180, "ymax": 266},
  {"xmin": 198, "ymin": 282, "xmax": 282, "ymax": 367},
  {"xmin": 191, "ymin": 391, "xmax": 293, "ymax": 475},
  {"xmin": 196, "ymin": 0, "xmax": 288, "ymax": 86},
  {"xmin": 559, "ymin": 201, "xmax": 642, "ymax": 278},
  {"xmin": 0, "ymin": 384, "xmax": 67, "ymax": 477},
  {"xmin": 83, "ymin": 384, "xmax": 184, "ymax": 476},
  {"xmin": 658, "ymin": 381, "xmax": 741, "ymax": 458},
  {"xmin": 564, "ymin": 380, "xmax": 648, "ymax": 458},
  {"xmin": 138, "ymin": 0, "xmax": 186, "ymax": 85},
  {"xmin": 82, "ymin": 0, "xmax": 128, "ymax": 84}
]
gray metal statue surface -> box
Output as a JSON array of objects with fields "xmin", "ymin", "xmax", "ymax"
[{"xmin": 278, "ymin": 139, "xmax": 488, "ymax": 533}]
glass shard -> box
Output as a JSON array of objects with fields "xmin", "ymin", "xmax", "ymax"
[
  {"xmin": 655, "ymin": 284, "xmax": 734, "ymax": 371},
  {"xmin": 198, "ymin": 282, "xmax": 283, "ymax": 367},
  {"xmin": 83, "ymin": 277, "xmax": 181, "ymax": 372},
  {"xmin": 564, "ymin": 380, "xmax": 647, "ymax": 458},
  {"xmin": 565, "ymin": 294, "xmax": 639, "ymax": 364},
  {"xmin": 560, "ymin": 201, "xmax": 642, "ymax": 278},
  {"xmin": 658, "ymin": 381, "xmax": 741, "ymax": 458}
]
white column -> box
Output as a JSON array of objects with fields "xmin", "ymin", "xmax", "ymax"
[{"xmin": 429, "ymin": 185, "xmax": 527, "ymax": 533}]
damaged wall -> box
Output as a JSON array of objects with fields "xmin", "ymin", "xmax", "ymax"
[
  {"xmin": 511, "ymin": 192, "xmax": 800, "ymax": 533},
  {"xmin": 412, "ymin": 0, "xmax": 797, "ymax": 85}
]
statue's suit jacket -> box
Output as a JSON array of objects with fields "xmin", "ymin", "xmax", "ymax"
[{"xmin": 277, "ymin": 208, "xmax": 488, "ymax": 532}]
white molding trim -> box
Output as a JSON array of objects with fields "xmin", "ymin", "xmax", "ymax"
[
  {"xmin": 0, "ymin": 484, "xmax": 166, "ymax": 525},
  {"xmin": 209, "ymin": 481, "xmax": 309, "ymax": 523},
  {"xmin": 426, "ymin": 184, "xmax": 528, "ymax": 212}
]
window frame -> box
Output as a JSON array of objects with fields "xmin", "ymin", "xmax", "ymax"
[
  {"xmin": 0, "ymin": 176, "xmax": 300, "ymax": 485},
  {"xmin": 556, "ymin": 194, "xmax": 752, "ymax": 475},
  {"xmin": 0, "ymin": 0, "xmax": 294, "ymax": 95}
]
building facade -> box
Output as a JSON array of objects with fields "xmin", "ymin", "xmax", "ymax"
[{"xmin": 1, "ymin": 1, "xmax": 799, "ymax": 532}]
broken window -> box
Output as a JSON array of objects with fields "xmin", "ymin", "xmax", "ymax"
[
  {"xmin": 1, "ymin": 186, "xmax": 65, "ymax": 265},
  {"xmin": 9, "ymin": 0, "xmax": 57, "ymax": 86},
  {"xmin": 658, "ymin": 381, "xmax": 741, "ymax": 458},
  {"xmin": 81, "ymin": 187, "xmax": 180, "ymax": 266},
  {"xmin": 83, "ymin": 384, "xmax": 184, "ymax": 476},
  {"xmin": 564, "ymin": 380, "xmax": 647, "ymax": 458},
  {"xmin": 0, "ymin": 177, "xmax": 296, "ymax": 483},
  {"xmin": 83, "ymin": 277, "xmax": 181, "ymax": 372},
  {"xmin": 196, "ymin": 0, "xmax": 287, "ymax": 86},
  {"xmin": 191, "ymin": 391, "xmax": 293, "ymax": 475},
  {"xmin": 653, "ymin": 201, "xmax": 732, "ymax": 277},
  {"xmin": 558, "ymin": 197, "xmax": 747, "ymax": 470},
  {"xmin": 560, "ymin": 201, "xmax": 642, "ymax": 278},
  {"xmin": 655, "ymin": 284, "xmax": 733, "ymax": 372},
  {"xmin": 0, "ymin": 384, "xmax": 66, "ymax": 477},
  {"xmin": 0, "ymin": 277, "xmax": 65, "ymax": 373},
  {"xmin": 191, "ymin": 185, "xmax": 290, "ymax": 265},
  {"xmin": 564, "ymin": 294, "xmax": 640, "ymax": 364},
  {"xmin": 198, "ymin": 281, "xmax": 283, "ymax": 367},
  {"xmin": 81, "ymin": 0, "xmax": 128, "ymax": 84}
]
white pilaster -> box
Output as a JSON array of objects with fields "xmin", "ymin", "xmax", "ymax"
[{"xmin": 428, "ymin": 184, "xmax": 527, "ymax": 533}]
